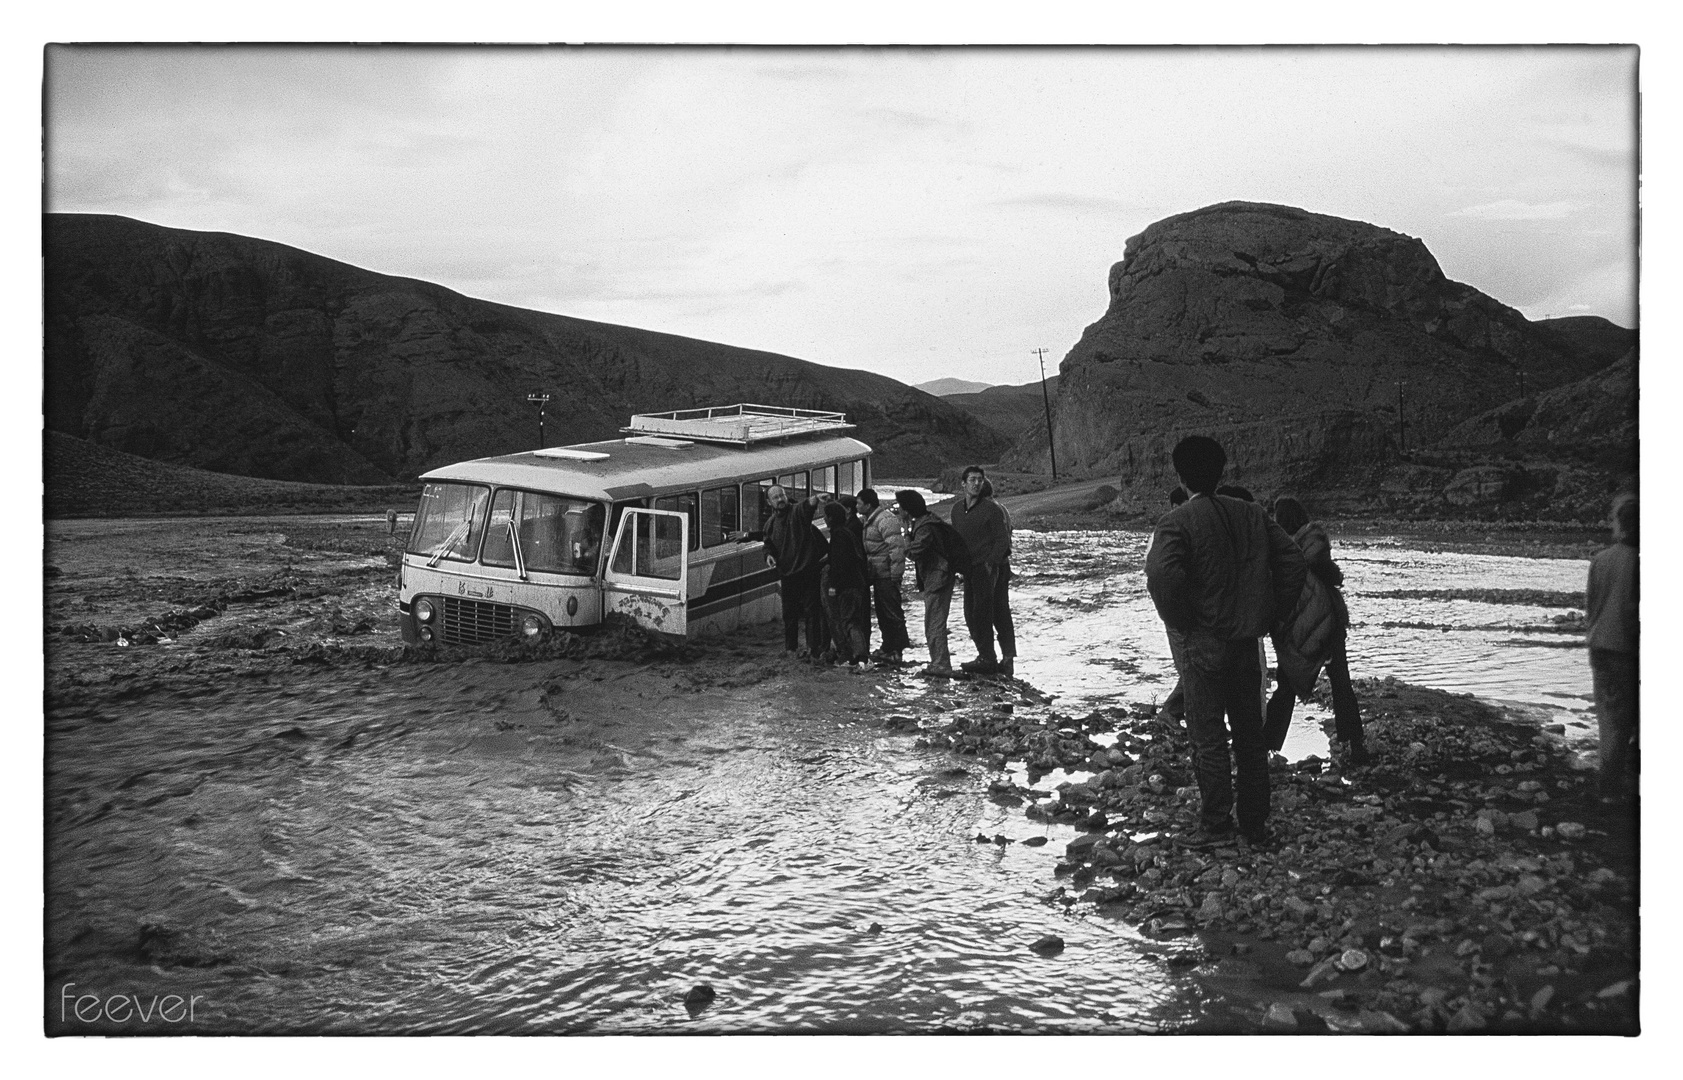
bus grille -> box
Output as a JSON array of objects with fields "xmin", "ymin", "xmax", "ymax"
[{"xmin": 440, "ymin": 597, "xmax": 516, "ymax": 644}]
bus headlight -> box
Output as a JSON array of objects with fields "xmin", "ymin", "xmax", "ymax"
[
  {"xmin": 415, "ymin": 598, "xmax": 434, "ymax": 623},
  {"xmin": 419, "ymin": 627, "xmax": 434, "ymax": 643},
  {"xmin": 521, "ymin": 614, "xmax": 544, "ymax": 639}
]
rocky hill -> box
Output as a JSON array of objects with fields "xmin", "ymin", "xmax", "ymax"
[
  {"xmin": 45, "ymin": 214, "xmax": 1011, "ymax": 485},
  {"xmin": 1002, "ymin": 202, "xmax": 1633, "ymax": 518}
]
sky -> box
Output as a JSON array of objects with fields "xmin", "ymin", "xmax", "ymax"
[{"xmin": 45, "ymin": 45, "xmax": 1638, "ymax": 388}]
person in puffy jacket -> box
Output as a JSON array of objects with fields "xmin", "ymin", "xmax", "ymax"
[
  {"xmin": 1262, "ymin": 496, "xmax": 1367, "ymax": 765},
  {"xmin": 859, "ymin": 489, "xmax": 912, "ymax": 663}
]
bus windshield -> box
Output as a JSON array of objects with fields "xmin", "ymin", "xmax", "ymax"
[{"xmin": 408, "ymin": 482, "xmax": 491, "ymax": 563}]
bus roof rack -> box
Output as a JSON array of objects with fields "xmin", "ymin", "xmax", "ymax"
[{"xmin": 622, "ymin": 404, "xmax": 855, "ymax": 446}]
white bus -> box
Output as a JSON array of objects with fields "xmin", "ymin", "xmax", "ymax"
[{"xmin": 398, "ymin": 404, "xmax": 873, "ymax": 644}]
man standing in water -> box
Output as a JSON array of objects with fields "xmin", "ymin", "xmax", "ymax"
[
  {"xmin": 1586, "ymin": 492, "xmax": 1638, "ymax": 805},
  {"xmin": 859, "ymin": 489, "xmax": 912, "ymax": 664},
  {"xmin": 729, "ymin": 485, "xmax": 826, "ymax": 657},
  {"xmin": 898, "ymin": 489, "xmax": 964, "ymax": 677},
  {"xmin": 949, "ymin": 465, "xmax": 1014, "ymax": 677},
  {"xmin": 1146, "ymin": 437, "xmax": 1306, "ymax": 847}
]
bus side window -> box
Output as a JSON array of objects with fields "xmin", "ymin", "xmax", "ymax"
[
  {"xmin": 653, "ymin": 492, "xmax": 699, "ymax": 551},
  {"xmin": 813, "ymin": 465, "xmax": 836, "ymax": 499},
  {"xmin": 838, "ymin": 460, "xmax": 862, "ymax": 497},
  {"xmin": 755, "ymin": 478, "xmax": 776, "ymax": 528},
  {"xmin": 701, "ymin": 484, "xmax": 738, "ymax": 548}
]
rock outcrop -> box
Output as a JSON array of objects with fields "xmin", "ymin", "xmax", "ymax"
[
  {"xmin": 46, "ymin": 214, "xmax": 1011, "ymax": 484},
  {"xmin": 1005, "ymin": 203, "xmax": 1631, "ymax": 510}
]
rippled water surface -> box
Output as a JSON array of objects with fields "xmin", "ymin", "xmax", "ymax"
[{"xmin": 46, "ymin": 523, "xmax": 1592, "ymax": 1033}]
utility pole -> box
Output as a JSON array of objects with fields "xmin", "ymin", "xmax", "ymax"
[
  {"xmin": 1033, "ymin": 347, "xmax": 1059, "ymax": 481},
  {"xmin": 526, "ymin": 392, "xmax": 552, "ymax": 449}
]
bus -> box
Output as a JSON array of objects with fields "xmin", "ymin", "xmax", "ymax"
[{"xmin": 398, "ymin": 404, "xmax": 873, "ymax": 644}]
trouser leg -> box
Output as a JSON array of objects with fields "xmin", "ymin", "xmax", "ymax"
[
  {"xmin": 779, "ymin": 579, "xmax": 802, "ymax": 651},
  {"xmin": 1182, "ymin": 633, "xmax": 1235, "ymax": 830},
  {"xmin": 1226, "ymin": 641, "xmax": 1271, "ymax": 834},
  {"xmin": 1592, "ymin": 648, "xmax": 1639, "ymax": 798},
  {"xmin": 923, "ymin": 587, "xmax": 952, "ymax": 669},
  {"xmin": 1327, "ymin": 637, "xmax": 1363, "ymax": 745},
  {"xmin": 1263, "ymin": 678, "xmax": 1295, "ymax": 753},
  {"xmin": 1163, "ymin": 627, "xmax": 1187, "ymax": 718},
  {"xmin": 962, "ymin": 567, "xmax": 997, "ymax": 661},
  {"xmin": 992, "ymin": 562, "xmax": 1015, "ymax": 658},
  {"xmin": 873, "ymin": 578, "xmax": 910, "ymax": 653}
]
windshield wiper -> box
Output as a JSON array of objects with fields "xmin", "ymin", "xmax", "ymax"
[
  {"xmin": 507, "ymin": 519, "xmax": 527, "ymax": 580},
  {"xmin": 427, "ymin": 520, "xmax": 472, "ymax": 567}
]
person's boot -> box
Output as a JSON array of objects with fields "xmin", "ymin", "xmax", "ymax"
[
  {"xmin": 1347, "ymin": 738, "xmax": 1373, "ymax": 767},
  {"xmin": 960, "ymin": 656, "xmax": 999, "ymax": 675},
  {"xmin": 999, "ymin": 655, "xmax": 1015, "ymax": 678}
]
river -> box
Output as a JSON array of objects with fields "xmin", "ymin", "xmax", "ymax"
[{"xmin": 44, "ymin": 522, "xmax": 1593, "ymax": 1034}]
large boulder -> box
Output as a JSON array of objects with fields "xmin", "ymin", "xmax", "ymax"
[{"xmin": 1005, "ymin": 202, "xmax": 1628, "ymax": 505}]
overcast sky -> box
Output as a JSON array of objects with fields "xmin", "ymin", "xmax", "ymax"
[{"xmin": 45, "ymin": 45, "xmax": 1638, "ymax": 388}]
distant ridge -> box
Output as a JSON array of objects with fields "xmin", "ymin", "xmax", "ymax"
[
  {"xmin": 914, "ymin": 377, "xmax": 993, "ymax": 396},
  {"xmin": 45, "ymin": 214, "xmax": 1012, "ymax": 485}
]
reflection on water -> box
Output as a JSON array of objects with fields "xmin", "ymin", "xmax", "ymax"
[
  {"xmin": 46, "ymin": 528, "xmax": 1590, "ymax": 1033},
  {"xmin": 1006, "ymin": 531, "xmax": 1594, "ymax": 754}
]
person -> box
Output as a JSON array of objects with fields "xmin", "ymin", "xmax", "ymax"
[
  {"xmin": 949, "ymin": 465, "xmax": 1014, "ymax": 676},
  {"xmin": 1158, "ymin": 486, "xmax": 1191, "ymax": 723},
  {"xmin": 1145, "ymin": 436, "xmax": 1307, "ymax": 847},
  {"xmin": 386, "ymin": 508, "xmax": 398, "ymax": 535},
  {"xmin": 859, "ymin": 489, "xmax": 912, "ymax": 664},
  {"xmin": 1262, "ymin": 496, "xmax": 1368, "ymax": 765},
  {"xmin": 1215, "ymin": 484, "xmax": 1268, "ymax": 716},
  {"xmin": 821, "ymin": 501, "xmax": 872, "ymax": 667},
  {"xmin": 899, "ymin": 489, "xmax": 967, "ymax": 677},
  {"xmin": 728, "ymin": 485, "xmax": 827, "ymax": 657},
  {"xmin": 1586, "ymin": 492, "xmax": 1638, "ymax": 803},
  {"xmin": 978, "ymin": 478, "xmax": 1018, "ymax": 678}
]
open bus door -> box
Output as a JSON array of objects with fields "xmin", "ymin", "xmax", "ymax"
[{"xmin": 601, "ymin": 507, "xmax": 689, "ymax": 636}]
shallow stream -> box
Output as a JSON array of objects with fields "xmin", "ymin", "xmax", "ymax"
[{"xmin": 45, "ymin": 521, "xmax": 1593, "ymax": 1033}]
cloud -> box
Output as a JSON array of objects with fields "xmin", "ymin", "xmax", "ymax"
[
  {"xmin": 991, "ymin": 194, "xmax": 1156, "ymax": 214},
  {"xmin": 1448, "ymin": 199, "xmax": 1575, "ymax": 221}
]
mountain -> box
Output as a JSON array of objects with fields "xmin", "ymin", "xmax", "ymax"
[
  {"xmin": 941, "ymin": 377, "xmax": 1060, "ymax": 443},
  {"xmin": 914, "ymin": 377, "xmax": 994, "ymax": 396},
  {"xmin": 45, "ymin": 214, "xmax": 1012, "ymax": 485},
  {"xmin": 1002, "ymin": 202, "xmax": 1633, "ymax": 515}
]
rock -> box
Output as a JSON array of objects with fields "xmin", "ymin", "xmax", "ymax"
[
  {"xmin": 1337, "ymin": 948, "xmax": 1369, "ymax": 972},
  {"xmin": 1030, "ymin": 934, "xmax": 1065, "ymax": 956},
  {"xmin": 1556, "ymin": 821, "xmax": 1587, "ymax": 840},
  {"xmin": 867, "ymin": 922, "xmax": 883, "ymax": 935},
  {"xmin": 1000, "ymin": 202, "xmax": 1623, "ymax": 506},
  {"xmin": 1022, "ymin": 836, "xmax": 1049, "ymax": 848},
  {"xmin": 1509, "ymin": 810, "xmax": 1540, "ymax": 832},
  {"xmin": 684, "ymin": 984, "xmax": 716, "ymax": 1009},
  {"xmin": 1196, "ymin": 894, "xmax": 1225, "ymax": 921},
  {"xmin": 1529, "ymin": 985, "xmax": 1555, "ymax": 1011},
  {"xmin": 1285, "ymin": 949, "xmax": 1316, "ymax": 967},
  {"xmin": 1264, "ymin": 1002, "xmax": 1299, "ymax": 1030},
  {"xmin": 1446, "ymin": 1003, "xmax": 1487, "ymax": 1033},
  {"xmin": 1300, "ymin": 957, "xmax": 1343, "ymax": 988}
]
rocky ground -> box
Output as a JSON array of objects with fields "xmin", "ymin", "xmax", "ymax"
[
  {"xmin": 43, "ymin": 516, "xmax": 1638, "ymax": 1034},
  {"xmin": 913, "ymin": 679, "xmax": 1638, "ymax": 1034}
]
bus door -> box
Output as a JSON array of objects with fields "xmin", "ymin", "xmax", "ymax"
[{"xmin": 601, "ymin": 508, "xmax": 689, "ymax": 636}]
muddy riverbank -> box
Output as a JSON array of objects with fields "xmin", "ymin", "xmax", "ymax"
[{"xmin": 43, "ymin": 517, "xmax": 1635, "ymax": 1033}]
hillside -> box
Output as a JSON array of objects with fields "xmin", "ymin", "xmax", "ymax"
[
  {"xmin": 45, "ymin": 214, "xmax": 1011, "ymax": 485},
  {"xmin": 942, "ymin": 376, "xmax": 1060, "ymax": 443},
  {"xmin": 1001, "ymin": 202, "xmax": 1633, "ymax": 518},
  {"xmin": 43, "ymin": 431, "xmax": 418, "ymax": 518}
]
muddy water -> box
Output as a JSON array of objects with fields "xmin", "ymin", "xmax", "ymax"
[
  {"xmin": 1008, "ymin": 531, "xmax": 1594, "ymax": 759},
  {"xmin": 46, "ymin": 519, "xmax": 1591, "ymax": 1034}
]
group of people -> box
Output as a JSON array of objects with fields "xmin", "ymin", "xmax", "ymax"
[
  {"xmin": 736, "ymin": 434, "xmax": 1638, "ymax": 848},
  {"xmin": 729, "ymin": 465, "xmax": 1017, "ymax": 679},
  {"xmin": 1145, "ymin": 433, "xmax": 1640, "ymax": 848}
]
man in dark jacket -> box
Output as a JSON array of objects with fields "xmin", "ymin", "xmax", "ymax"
[
  {"xmin": 1586, "ymin": 492, "xmax": 1638, "ymax": 803},
  {"xmin": 1145, "ymin": 437, "xmax": 1307, "ymax": 847},
  {"xmin": 898, "ymin": 489, "xmax": 959, "ymax": 677},
  {"xmin": 730, "ymin": 485, "xmax": 826, "ymax": 656},
  {"xmin": 822, "ymin": 500, "xmax": 872, "ymax": 665},
  {"xmin": 949, "ymin": 465, "xmax": 1014, "ymax": 676}
]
